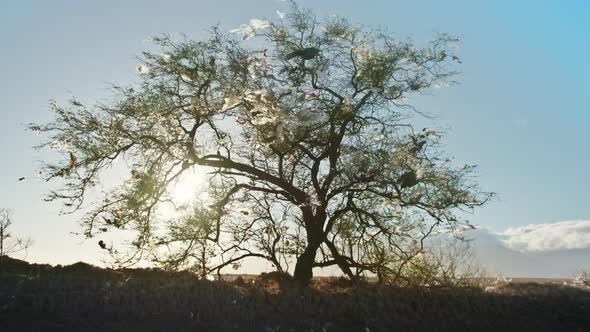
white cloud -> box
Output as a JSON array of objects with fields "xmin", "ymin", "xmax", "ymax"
[{"xmin": 498, "ymin": 220, "xmax": 590, "ymax": 253}]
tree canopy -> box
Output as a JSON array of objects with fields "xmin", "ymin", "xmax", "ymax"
[{"xmin": 32, "ymin": 4, "xmax": 491, "ymax": 284}]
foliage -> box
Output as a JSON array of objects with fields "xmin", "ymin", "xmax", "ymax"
[
  {"xmin": 32, "ymin": 3, "xmax": 492, "ymax": 283},
  {"xmin": 375, "ymin": 236, "xmax": 485, "ymax": 287}
]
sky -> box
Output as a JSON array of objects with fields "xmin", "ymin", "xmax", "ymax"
[{"xmin": 0, "ymin": 0, "xmax": 589, "ymax": 277}]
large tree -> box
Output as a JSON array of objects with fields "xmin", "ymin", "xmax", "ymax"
[{"xmin": 33, "ymin": 5, "xmax": 491, "ymax": 283}]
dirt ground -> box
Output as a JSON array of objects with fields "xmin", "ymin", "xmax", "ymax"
[{"xmin": 1, "ymin": 257, "xmax": 589, "ymax": 332}]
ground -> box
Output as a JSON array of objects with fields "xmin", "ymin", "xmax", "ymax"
[{"xmin": 0, "ymin": 256, "xmax": 589, "ymax": 332}]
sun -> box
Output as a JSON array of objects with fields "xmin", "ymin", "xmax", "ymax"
[{"xmin": 169, "ymin": 168, "xmax": 209, "ymax": 205}]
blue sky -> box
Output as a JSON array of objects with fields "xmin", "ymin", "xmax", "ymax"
[{"xmin": 1, "ymin": 0, "xmax": 589, "ymax": 275}]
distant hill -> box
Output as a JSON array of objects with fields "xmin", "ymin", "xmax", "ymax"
[{"xmin": 470, "ymin": 229, "xmax": 590, "ymax": 278}]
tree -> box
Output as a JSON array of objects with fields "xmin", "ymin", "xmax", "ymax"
[
  {"xmin": 32, "ymin": 4, "xmax": 491, "ymax": 284},
  {"xmin": 0, "ymin": 208, "xmax": 32, "ymax": 265}
]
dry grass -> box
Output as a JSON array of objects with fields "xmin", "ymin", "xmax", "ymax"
[{"xmin": 1, "ymin": 256, "xmax": 589, "ymax": 332}]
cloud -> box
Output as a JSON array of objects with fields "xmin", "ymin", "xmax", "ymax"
[
  {"xmin": 498, "ymin": 220, "xmax": 590, "ymax": 253},
  {"xmin": 464, "ymin": 225, "xmax": 590, "ymax": 278}
]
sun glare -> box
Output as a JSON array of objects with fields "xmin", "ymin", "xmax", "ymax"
[{"xmin": 169, "ymin": 168, "xmax": 209, "ymax": 205}]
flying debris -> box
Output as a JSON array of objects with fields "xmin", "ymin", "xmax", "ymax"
[
  {"xmin": 136, "ymin": 65, "xmax": 150, "ymax": 75},
  {"xmin": 160, "ymin": 53, "xmax": 172, "ymax": 62},
  {"xmin": 180, "ymin": 74, "xmax": 194, "ymax": 82},
  {"xmin": 452, "ymin": 55, "xmax": 462, "ymax": 63},
  {"xmin": 285, "ymin": 47, "xmax": 320, "ymax": 60},
  {"xmin": 102, "ymin": 217, "xmax": 114, "ymax": 225},
  {"xmin": 98, "ymin": 240, "xmax": 107, "ymax": 249},
  {"xmin": 409, "ymin": 140, "xmax": 426, "ymax": 154},
  {"xmin": 69, "ymin": 152, "xmax": 77, "ymax": 170},
  {"xmin": 253, "ymin": 49, "xmax": 268, "ymax": 57},
  {"xmin": 230, "ymin": 19, "xmax": 271, "ymax": 41},
  {"xmin": 305, "ymin": 91, "xmax": 318, "ymax": 100},
  {"xmin": 276, "ymin": 10, "xmax": 286, "ymax": 19},
  {"xmin": 18, "ymin": 177, "xmax": 26, "ymax": 181},
  {"xmin": 398, "ymin": 171, "xmax": 418, "ymax": 189}
]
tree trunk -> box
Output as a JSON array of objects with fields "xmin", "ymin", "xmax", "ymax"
[
  {"xmin": 293, "ymin": 246, "xmax": 317, "ymax": 284},
  {"xmin": 293, "ymin": 220, "xmax": 324, "ymax": 284}
]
